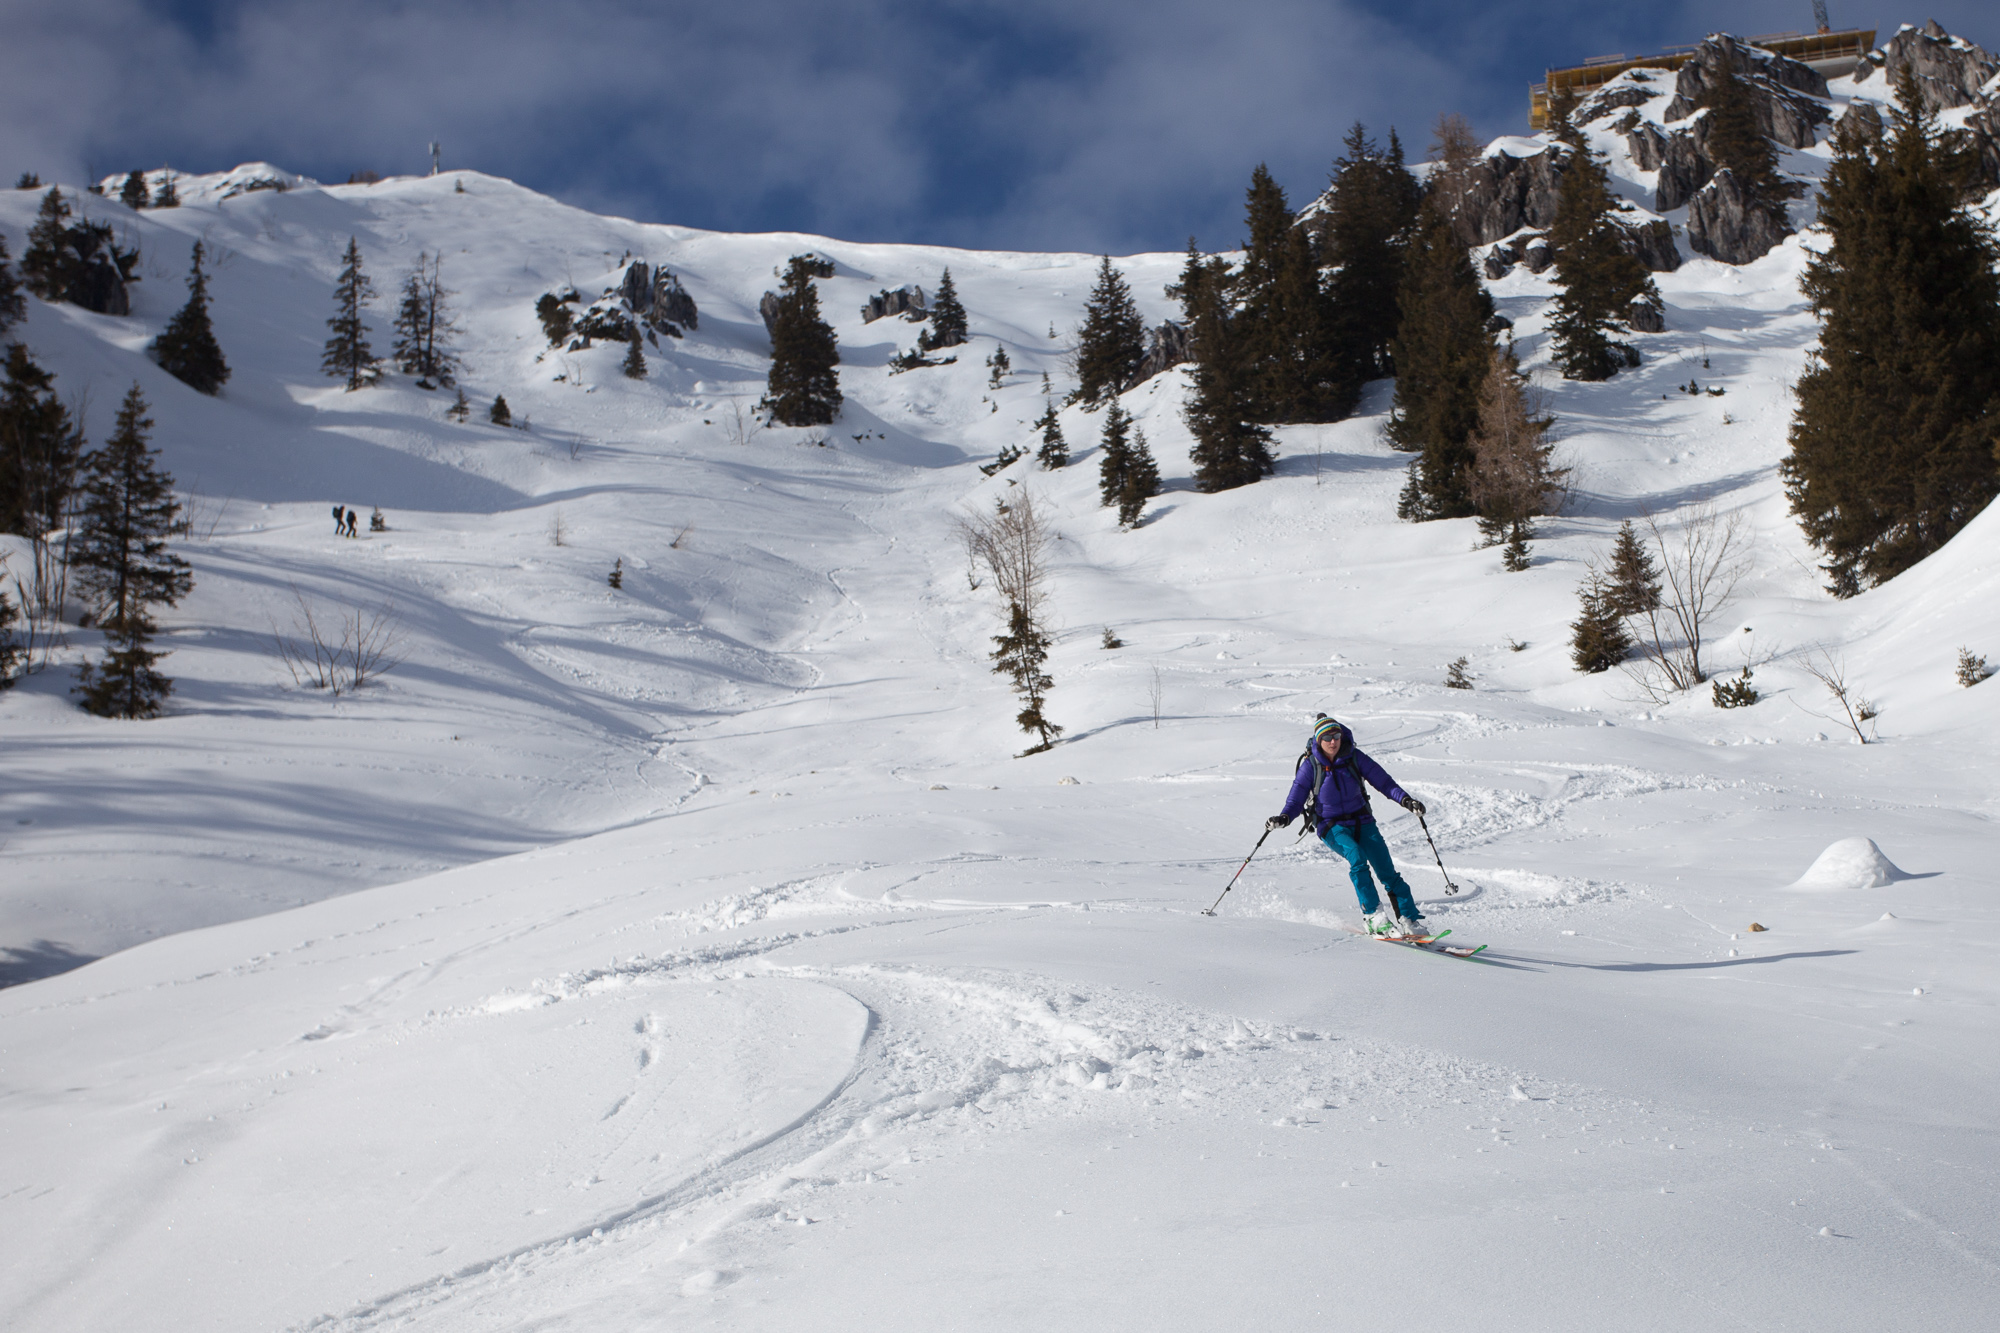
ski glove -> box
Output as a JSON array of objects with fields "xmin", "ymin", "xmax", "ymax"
[
  {"xmin": 1400, "ymin": 796, "xmax": 1426, "ymax": 816},
  {"xmin": 1265, "ymin": 814, "xmax": 1293, "ymax": 831}
]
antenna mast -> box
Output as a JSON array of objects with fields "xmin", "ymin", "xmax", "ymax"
[
  {"xmin": 1812, "ymin": 0, "xmax": 1830, "ymax": 34},
  {"xmin": 429, "ymin": 141, "xmax": 441, "ymax": 176}
]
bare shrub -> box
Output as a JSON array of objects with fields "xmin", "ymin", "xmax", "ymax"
[
  {"xmin": 1622, "ymin": 506, "xmax": 1751, "ymax": 699},
  {"xmin": 272, "ymin": 586, "xmax": 404, "ymax": 696},
  {"xmin": 1798, "ymin": 648, "xmax": 1877, "ymax": 743},
  {"xmin": 956, "ymin": 489, "xmax": 1052, "ymax": 617}
]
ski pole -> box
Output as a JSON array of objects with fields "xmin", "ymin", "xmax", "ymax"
[
  {"xmin": 1202, "ymin": 826, "xmax": 1273, "ymax": 916},
  {"xmin": 1415, "ymin": 811, "xmax": 1460, "ymax": 895}
]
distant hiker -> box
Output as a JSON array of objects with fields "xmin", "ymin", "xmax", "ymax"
[
  {"xmin": 332, "ymin": 503, "xmax": 344, "ymax": 534},
  {"xmin": 342, "ymin": 507, "xmax": 358, "ymax": 538},
  {"xmin": 1267, "ymin": 715, "xmax": 1430, "ymax": 938}
]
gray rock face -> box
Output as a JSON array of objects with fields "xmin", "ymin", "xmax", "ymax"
[
  {"xmin": 1626, "ymin": 299, "xmax": 1666, "ymax": 333},
  {"xmin": 1968, "ymin": 105, "xmax": 2000, "ymax": 190},
  {"xmin": 861, "ymin": 285, "xmax": 926, "ymax": 323},
  {"xmin": 1686, "ymin": 169, "xmax": 1793, "ymax": 265},
  {"xmin": 1834, "ymin": 99, "xmax": 1884, "ymax": 149},
  {"xmin": 1854, "ymin": 20, "xmax": 1997, "ymax": 112},
  {"xmin": 1521, "ymin": 235, "xmax": 1554, "ymax": 273},
  {"xmin": 759, "ymin": 291, "xmax": 782, "ymax": 339},
  {"xmin": 1433, "ymin": 145, "xmax": 1571, "ymax": 246},
  {"xmin": 1624, "ymin": 218, "xmax": 1682, "ymax": 272},
  {"xmin": 1663, "ymin": 35, "xmax": 1830, "ymax": 149},
  {"xmin": 1578, "ymin": 85, "xmax": 1656, "ymax": 124},
  {"xmin": 619, "ymin": 261, "xmax": 698, "ymax": 334},
  {"xmin": 1650, "ymin": 129, "xmax": 1714, "ymax": 213},
  {"xmin": 1132, "ymin": 321, "xmax": 1190, "ymax": 385}
]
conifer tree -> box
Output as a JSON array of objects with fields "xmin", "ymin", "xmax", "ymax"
[
  {"xmin": 986, "ymin": 342, "xmax": 1009, "ymax": 388},
  {"xmin": 489, "ymin": 394, "xmax": 512, "ymax": 426},
  {"xmin": 119, "ymin": 172, "xmax": 148, "ymax": 210},
  {"xmin": 1387, "ymin": 197, "xmax": 1495, "ymax": 518},
  {"xmin": 1569, "ymin": 573, "xmax": 1634, "ymax": 672},
  {"xmin": 391, "ymin": 253, "xmax": 460, "ymax": 388},
  {"xmin": 990, "ymin": 600, "xmax": 1061, "ymax": 754},
  {"xmin": 1072, "ymin": 257, "xmax": 1144, "ymax": 408},
  {"xmin": 1116, "ymin": 428, "xmax": 1160, "ymax": 528},
  {"xmin": 1320, "ymin": 126, "xmax": 1421, "ymax": 387},
  {"xmin": 1783, "ymin": 69, "xmax": 2000, "ymax": 594},
  {"xmin": 1236, "ymin": 165, "xmax": 1345, "ymax": 423},
  {"xmin": 0, "ymin": 342, "xmax": 82, "ymax": 538},
  {"xmin": 1096, "ymin": 400, "xmax": 1133, "ymax": 508},
  {"xmin": 150, "ymin": 241, "xmax": 230, "ymax": 395},
  {"xmin": 0, "ymin": 581, "xmax": 21, "ymax": 687},
  {"xmin": 921, "ymin": 268, "xmax": 968, "ymax": 350},
  {"xmin": 622, "ymin": 329, "xmax": 647, "ymax": 379},
  {"xmin": 321, "ymin": 237, "xmax": 380, "ymax": 390},
  {"xmin": 1034, "ymin": 400, "xmax": 1068, "ymax": 469},
  {"xmin": 1604, "ymin": 519, "xmax": 1662, "ymax": 616},
  {"xmin": 1174, "ymin": 239, "xmax": 1272, "ymax": 491},
  {"xmin": 151, "ymin": 172, "xmax": 179, "ymax": 208},
  {"xmin": 20, "ymin": 189, "xmax": 72, "ymax": 301},
  {"xmin": 1548, "ymin": 146, "xmax": 1658, "ymax": 380},
  {"xmin": 760, "ymin": 254, "xmax": 842, "ymax": 426},
  {"xmin": 0, "ymin": 237, "xmax": 23, "ymax": 334},
  {"xmin": 1467, "ymin": 345, "xmax": 1563, "ymax": 549},
  {"xmin": 70, "ymin": 384, "xmax": 190, "ymax": 718},
  {"xmin": 447, "ymin": 387, "xmax": 470, "ymax": 420}
]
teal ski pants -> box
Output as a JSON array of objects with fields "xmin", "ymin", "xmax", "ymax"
[{"xmin": 1321, "ymin": 820, "xmax": 1420, "ymax": 920}]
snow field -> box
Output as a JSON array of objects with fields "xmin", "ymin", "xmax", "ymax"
[{"xmin": 2, "ymin": 128, "xmax": 1998, "ymax": 1329}]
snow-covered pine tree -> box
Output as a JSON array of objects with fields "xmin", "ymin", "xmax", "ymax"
[
  {"xmin": 1387, "ymin": 196, "xmax": 1495, "ymax": 518},
  {"xmin": 70, "ymin": 384, "xmax": 190, "ymax": 718},
  {"xmin": 1236, "ymin": 165, "xmax": 1344, "ymax": 424},
  {"xmin": 622, "ymin": 330, "xmax": 646, "ymax": 379},
  {"xmin": 391, "ymin": 253, "xmax": 461, "ymax": 388},
  {"xmin": 1175, "ymin": 239, "xmax": 1273, "ymax": 492},
  {"xmin": 1117, "ymin": 428, "xmax": 1160, "ymax": 528},
  {"xmin": 489, "ymin": 394, "xmax": 511, "ymax": 426},
  {"xmin": 1319, "ymin": 125, "xmax": 1420, "ymax": 391},
  {"xmin": 1548, "ymin": 145, "xmax": 1657, "ymax": 381},
  {"xmin": 986, "ymin": 342, "xmax": 1010, "ymax": 388},
  {"xmin": 1034, "ymin": 400, "xmax": 1068, "ymax": 469},
  {"xmin": 921, "ymin": 268, "xmax": 968, "ymax": 350},
  {"xmin": 1569, "ymin": 573, "xmax": 1633, "ymax": 672},
  {"xmin": 322, "ymin": 237, "xmax": 380, "ymax": 391},
  {"xmin": 1096, "ymin": 400, "xmax": 1133, "ymax": 507},
  {"xmin": 0, "ymin": 343, "xmax": 81, "ymax": 539},
  {"xmin": 151, "ymin": 171, "xmax": 179, "ymax": 208},
  {"xmin": 760, "ymin": 255, "xmax": 841, "ymax": 426},
  {"xmin": 1072, "ymin": 257, "xmax": 1144, "ymax": 408},
  {"xmin": 534, "ymin": 293, "xmax": 573, "ymax": 346},
  {"xmin": 150, "ymin": 241, "xmax": 230, "ymax": 395},
  {"xmin": 1783, "ymin": 68, "xmax": 2000, "ymax": 594},
  {"xmin": 119, "ymin": 172, "xmax": 148, "ymax": 210}
]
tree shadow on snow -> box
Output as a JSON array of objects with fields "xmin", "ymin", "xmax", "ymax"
[
  {"xmin": 1538, "ymin": 949, "xmax": 1859, "ymax": 972},
  {"xmin": 0, "ymin": 939, "xmax": 98, "ymax": 988}
]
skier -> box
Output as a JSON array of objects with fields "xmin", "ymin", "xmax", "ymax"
[{"xmin": 1267, "ymin": 715, "xmax": 1431, "ymax": 937}]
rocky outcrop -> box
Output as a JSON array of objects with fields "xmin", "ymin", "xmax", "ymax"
[
  {"xmin": 1483, "ymin": 219, "xmax": 1678, "ymax": 279},
  {"xmin": 861, "ymin": 285, "xmax": 926, "ymax": 323},
  {"xmin": 1627, "ymin": 299, "xmax": 1666, "ymax": 333},
  {"xmin": 1578, "ymin": 83, "xmax": 1657, "ymax": 125},
  {"xmin": 1853, "ymin": 21, "xmax": 1997, "ymax": 113},
  {"xmin": 758, "ymin": 291, "xmax": 782, "ymax": 339},
  {"xmin": 1686, "ymin": 170, "xmax": 1793, "ymax": 264},
  {"xmin": 1663, "ymin": 35, "xmax": 1830, "ymax": 149},
  {"xmin": 1624, "ymin": 218, "xmax": 1682, "ymax": 272},
  {"xmin": 1132, "ymin": 321, "xmax": 1190, "ymax": 385},
  {"xmin": 1833, "ymin": 99, "xmax": 1884, "ymax": 149},
  {"xmin": 619, "ymin": 262, "xmax": 698, "ymax": 334},
  {"xmin": 1968, "ymin": 105, "xmax": 2000, "ymax": 191},
  {"xmin": 1433, "ymin": 145, "xmax": 1571, "ymax": 246}
]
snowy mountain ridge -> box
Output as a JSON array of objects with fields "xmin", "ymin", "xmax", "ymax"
[{"xmin": 3, "ymin": 23, "xmax": 2000, "ymax": 1329}]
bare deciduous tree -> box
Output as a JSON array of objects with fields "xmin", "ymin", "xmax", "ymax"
[
  {"xmin": 1797, "ymin": 648, "xmax": 1878, "ymax": 743},
  {"xmin": 1148, "ymin": 663, "xmax": 1164, "ymax": 729},
  {"xmin": 1623, "ymin": 506, "xmax": 1751, "ymax": 698},
  {"xmin": 957, "ymin": 489, "xmax": 1052, "ymax": 617}
]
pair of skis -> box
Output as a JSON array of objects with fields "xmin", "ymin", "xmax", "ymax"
[{"xmin": 1349, "ymin": 925, "xmax": 1487, "ymax": 959}]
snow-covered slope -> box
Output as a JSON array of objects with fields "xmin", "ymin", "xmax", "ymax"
[{"xmin": 2, "ymin": 107, "xmax": 1998, "ymax": 1332}]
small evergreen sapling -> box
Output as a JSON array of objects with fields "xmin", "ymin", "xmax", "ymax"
[
  {"xmin": 369, "ymin": 507, "xmax": 387, "ymax": 532},
  {"xmin": 1444, "ymin": 656, "xmax": 1473, "ymax": 689},
  {"xmin": 1034, "ymin": 400, "xmax": 1068, "ymax": 469},
  {"xmin": 1711, "ymin": 666, "xmax": 1759, "ymax": 708},
  {"xmin": 1956, "ymin": 647, "xmax": 1993, "ymax": 687},
  {"xmin": 608, "ymin": 558, "xmax": 624, "ymax": 590},
  {"xmin": 1101, "ymin": 627, "xmax": 1123, "ymax": 649},
  {"xmin": 1116, "ymin": 429, "xmax": 1160, "ymax": 528},
  {"xmin": 1096, "ymin": 401, "xmax": 1132, "ymax": 508},
  {"xmin": 150, "ymin": 241, "xmax": 230, "ymax": 395},
  {"xmin": 919, "ymin": 268, "xmax": 968, "ymax": 351},
  {"xmin": 1605, "ymin": 519, "xmax": 1662, "ymax": 616},
  {"xmin": 489, "ymin": 394, "xmax": 511, "ymax": 426},
  {"xmin": 535, "ymin": 293, "xmax": 574, "ymax": 346},
  {"xmin": 1568, "ymin": 573, "xmax": 1633, "ymax": 673},
  {"xmin": 151, "ymin": 172, "xmax": 179, "ymax": 208},
  {"xmin": 447, "ymin": 387, "xmax": 470, "ymax": 420},
  {"xmin": 991, "ymin": 601, "xmax": 1062, "ymax": 755},
  {"xmin": 119, "ymin": 172, "xmax": 148, "ymax": 210},
  {"xmin": 622, "ymin": 330, "xmax": 646, "ymax": 379},
  {"xmin": 986, "ymin": 343, "xmax": 1010, "ymax": 389}
]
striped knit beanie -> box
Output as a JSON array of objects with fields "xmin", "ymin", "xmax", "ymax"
[{"xmin": 1312, "ymin": 715, "xmax": 1343, "ymax": 746}]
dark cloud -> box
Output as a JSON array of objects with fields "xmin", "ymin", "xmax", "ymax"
[{"xmin": 2, "ymin": 1, "xmax": 1994, "ymax": 254}]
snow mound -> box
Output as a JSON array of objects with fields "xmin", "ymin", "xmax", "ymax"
[{"xmin": 1787, "ymin": 837, "xmax": 1906, "ymax": 890}]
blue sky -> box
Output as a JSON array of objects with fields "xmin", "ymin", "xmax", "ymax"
[{"xmin": 2, "ymin": 1, "xmax": 1994, "ymax": 255}]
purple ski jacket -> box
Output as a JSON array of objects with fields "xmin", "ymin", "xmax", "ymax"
[{"xmin": 1277, "ymin": 724, "xmax": 1408, "ymax": 831}]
